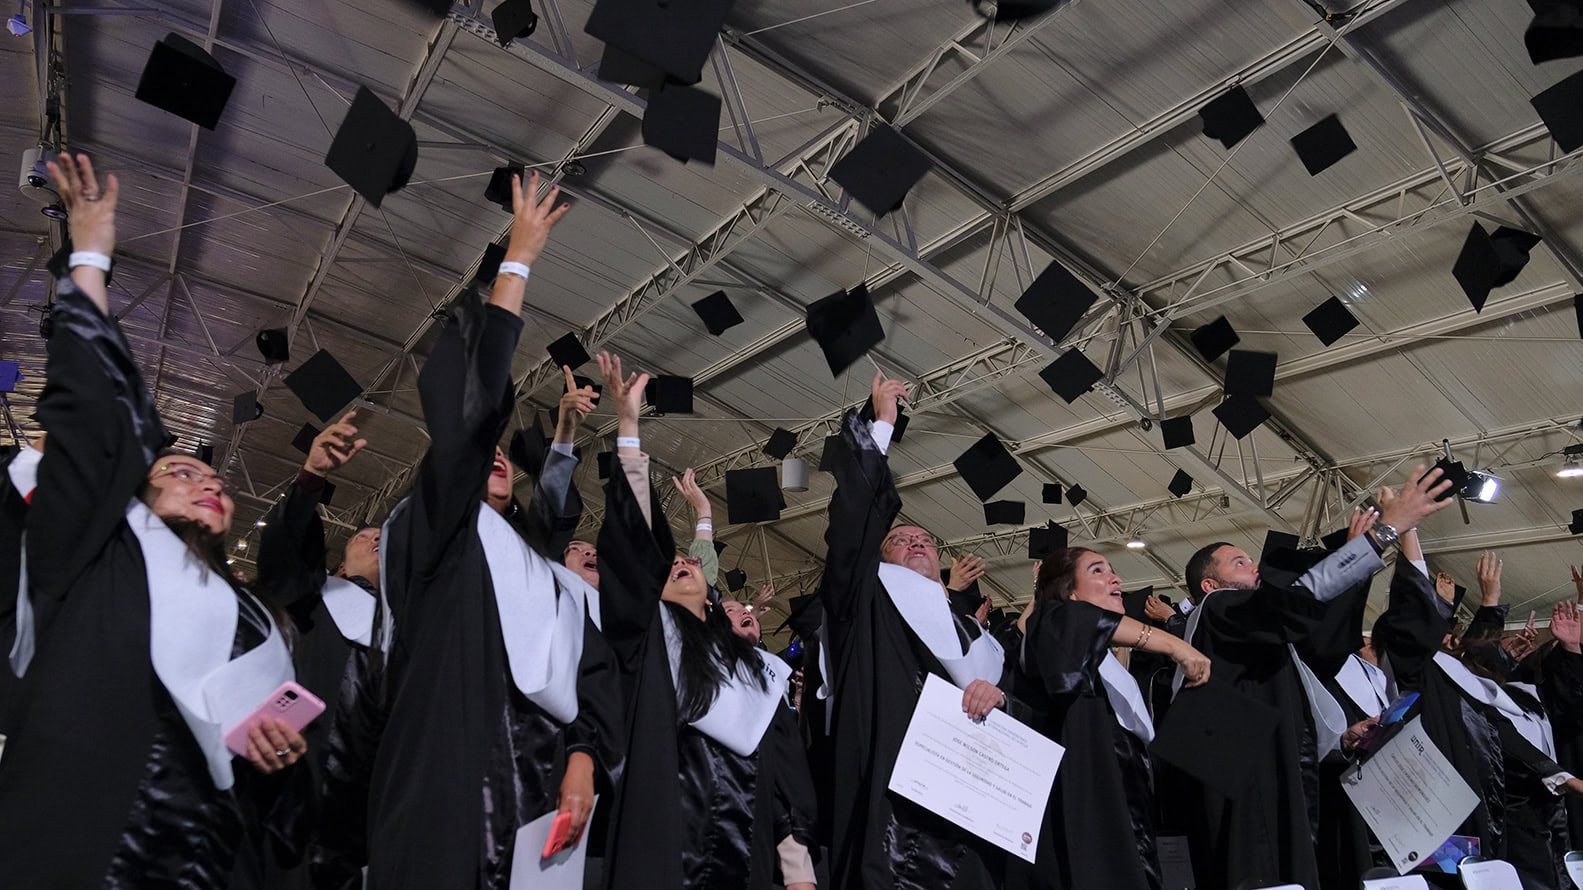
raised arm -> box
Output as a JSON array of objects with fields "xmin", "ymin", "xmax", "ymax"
[
  {"xmin": 594, "ymin": 353, "xmax": 669, "ymax": 658},
  {"xmin": 671, "ymin": 468, "xmax": 719, "ymax": 588},
  {"xmin": 28, "ymin": 154, "xmax": 170, "ymax": 600},
  {"xmin": 1464, "ymin": 551, "xmax": 1510, "ymax": 642},
  {"xmin": 816, "ymin": 371, "xmax": 907, "ymax": 628},
  {"xmin": 404, "ymin": 174, "xmax": 567, "ymax": 577},
  {"xmin": 256, "ymin": 412, "xmax": 368, "ymax": 611},
  {"xmin": 519, "ymin": 368, "xmax": 595, "ymax": 556}
]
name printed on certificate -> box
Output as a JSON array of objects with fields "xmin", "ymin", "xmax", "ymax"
[{"xmin": 887, "ymin": 673, "xmax": 1064, "ymax": 863}]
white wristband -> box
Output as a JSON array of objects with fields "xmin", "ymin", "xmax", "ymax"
[
  {"xmin": 616, "ymin": 437, "xmax": 640, "ymax": 449},
  {"xmin": 68, "ymin": 251, "xmax": 112, "ymax": 273},
  {"xmin": 696, "ymin": 521, "xmax": 713, "ymax": 532},
  {"xmin": 496, "ymin": 261, "xmax": 531, "ymax": 281}
]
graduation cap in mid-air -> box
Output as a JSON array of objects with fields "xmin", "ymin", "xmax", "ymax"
[
  {"xmin": 508, "ymin": 419, "xmax": 551, "ymax": 478},
  {"xmin": 584, "ymin": 0, "xmax": 733, "ymax": 86},
  {"xmin": 1160, "ymin": 415, "xmax": 1196, "ymax": 450},
  {"xmin": 1532, "ymin": 70, "xmax": 1583, "ymax": 153},
  {"xmin": 1167, "ymin": 469, "xmax": 1194, "ymax": 498},
  {"xmin": 725, "ymin": 466, "xmax": 784, "ymax": 524},
  {"xmin": 984, "ymin": 500, "xmax": 1026, "ymax": 526},
  {"xmin": 828, "ymin": 125, "xmax": 933, "ymax": 217},
  {"xmin": 953, "ymin": 433, "xmax": 1022, "ymax": 501},
  {"xmin": 692, "ymin": 290, "xmax": 745, "ymax": 336},
  {"xmin": 1198, "ymin": 86, "xmax": 1264, "ymax": 149},
  {"xmin": 291, "ymin": 423, "xmax": 320, "ymax": 457},
  {"xmin": 231, "ymin": 391, "xmax": 264, "ymax": 425},
  {"xmin": 255, "ymin": 328, "xmax": 289, "ymax": 364},
  {"xmin": 324, "ymin": 86, "xmax": 418, "ymax": 208},
  {"xmin": 645, "ymin": 375, "xmax": 695, "ymax": 414},
  {"xmin": 763, "ymin": 428, "xmax": 798, "ymax": 460},
  {"xmin": 1302, "ymin": 296, "xmax": 1360, "ymax": 347},
  {"xmin": 546, "ymin": 332, "xmax": 592, "ymax": 372},
  {"xmin": 1452, "ymin": 224, "xmax": 1542, "ymax": 312},
  {"xmin": 1038, "ymin": 348, "xmax": 1104, "ymax": 404},
  {"xmin": 806, "ymin": 284, "xmax": 885, "ymax": 377},
  {"xmin": 135, "ymin": 33, "xmax": 236, "ymax": 130},
  {"xmin": 485, "ymin": 165, "xmax": 524, "ymax": 212},
  {"xmin": 1569, "ymin": 508, "xmax": 1583, "ymax": 535},
  {"xmin": 1190, "ymin": 316, "xmax": 1240, "ymax": 363},
  {"xmin": 1014, "ymin": 262, "xmax": 1096, "ymax": 343},
  {"xmin": 1041, "ymin": 483, "xmax": 1063, "ymax": 505},
  {"xmin": 1066, "ymin": 483, "xmax": 1088, "ymax": 507},
  {"xmin": 1212, "ymin": 395, "xmax": 1271, "ymax": 440},
  {"xmin": 642, "ymin": 83, "xmax": 722, "ymax": 165},
  {"xmin": 1027, "ymin": 522, "xmax": 1068, "ymax": 560},
  {"xmin": 1526, "ymin": 0, "xmax": 1583, "ymax": 64},
  {"xmin": 1222, "ymin": 349, "xmax": 1277, "ymax": 397},
  {"xmin": 491, "ymin": 0, "xmax": 539, "ymax": 47},
  {"xmin": 1289, "ymin": 114, "xmax": 1357, "ymax": 176},
  {"xmin": 284, "ymin": 350, "xmax": 363, "ymax": 423},
  {"xmin": 473, "ymin": 242, "xmax": 507, "ymax": 285}
]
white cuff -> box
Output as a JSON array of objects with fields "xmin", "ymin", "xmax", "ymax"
[
  {"xmin": 695, "ymin": 521, "xmax": 713, "ymax": 532},
  {"xmin": 550, "ymin": 442, "xmax": 575, "ymax": 457},
  {"xmin": 68, "ymin": 251, "xmax": 112, "ymax": 272},
  {"xmin": 616, "ymin": 436, "xmax": 640, "ymax": 449},
  {"xmin": 871, "ymin": 420, "xmax": 894, "ymax": 455},
  {"xmin": 1410, "ymin": 558, "xmax": 1430, "ymax": 579},
  {"xmin": 496, "ymin": 260, "xmax": 530, "ymax": 281},
  {"xmin": 1544, "ymin": 771, "xmax": 1575, "ymax": 796}
]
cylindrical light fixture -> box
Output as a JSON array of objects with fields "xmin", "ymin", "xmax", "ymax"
[{"xmin": 782, "ymin": 457, "xmax": 809, "ymax": 492}]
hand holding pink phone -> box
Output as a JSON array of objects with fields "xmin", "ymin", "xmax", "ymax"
[{"xmin": 224, "ymin": 682, "xmax": 326, "ymax": 758}]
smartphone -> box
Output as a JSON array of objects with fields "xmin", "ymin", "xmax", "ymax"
[
  {"xmin": 223, "ymin": 682, "xmax": 326, "ymax": 757},
  {"xmin": 541, "ymin": 811, "xmax": 575, "ymax": 858}
]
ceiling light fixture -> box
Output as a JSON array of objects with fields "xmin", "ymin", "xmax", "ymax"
[
  {"xmin": 1559, "ymin": 457, "xmax": 1583, "ymax": 479},
  {"xmin": 1126, "ymin": 539, "xmax": 1147, "ymax": 550}
]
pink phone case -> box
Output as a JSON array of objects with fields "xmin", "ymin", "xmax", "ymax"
[
  {"xmin": 542, "ymin": 812, "xmax": 575, "ymax": 859},
  {"xmin": 223, "ymin": 682, "xmax": 326, "ymax": 757}
]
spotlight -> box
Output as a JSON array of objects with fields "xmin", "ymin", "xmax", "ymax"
[
  {"xmin": 255, "ymin": 520, "xmax": 268, "ymax": 527},
  {"xmin": 1558, "ymin": 457, "xmax": 1583, "ymax": 479},
  {"xmin": 7, "ymin": 13, "xmax": 30, "ymax": 38},
  {"xmin": 1125, "ymin": 540, "xmax": 1147, "ymax": 550},
  {"xmin": 236, "ymin": 539, "xmax": 247, "ymax": 550},
  {"xmin": 1463, "ymin": 470, "xmax": 1501, "ymax": 504},
  {"xmin": 40, "ymin": 202, "xmax": 66, "ymax": 220}
]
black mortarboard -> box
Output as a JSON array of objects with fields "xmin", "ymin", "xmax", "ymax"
[
  {"xmin": 231, "ymin": 391, "xmax": 263, "ymax": 425},
  {"xmin": 1199, "ymin": 86, "xmax": 1264, "ymax": 149},
  {"xmin": 597, "ymin": 42, "xmax": 668, "ymax": 89},
  {"xmin": 546, "ymin": 332, "xmax": 592, "ymax": 371},
  {"xmin": 724, "ymin": 568, "xmax": 748, "ymax": 592},
  {"xmin": 1532, "ymin": 69, "xmax": 1583, "ymax": 152},
  {"xmin": 984, "ymin": 500, "xmax": 1026, "ymax": 526},
  {"xmin": 1212, "ymin": 395, "xmax": 1270, "ymax": 439},
  {"xmin": 491, "ymin": 0, "xmax": 539, "ymax": 47},
  {"xmin": 485, "ymin": 164, "xmax": 523, "ymax": 212},
  {"xmin": 284, "ymin": 350, "xmax": 363, "ymax": 422},
  {"xmin": 1160, "ymin": 415, "xmax": 1196, "ymax": 450},
  {"xmin": 1424, "ymin": 458, "xmax": 1470, "ymax": 502},
  {"xmin": 692, "ymin": 290, "xmax": 744, "ymax": 336},
  {"xmin": 1014, "ymin": 263, "xmax": 1096, "ymax": 343},
  {"xmin": 806, "ymin": 284, "xmax": 884, "ymax": 377},
  {"xmin": 764, "ymin": 427, "xmax": 797, "ymax": 460},
  {"xmin": 642, "ymin": 83, "xmax": 721, "ymax": 165},
  {"xmin": 1527, "ymin": 0, "xmax": 1583, "ymax": 64},
  {"xmin": 1168, "ymin": 469, "xmax": 1194, "ymax": 498},
  {"xmin": 135, "ymin": 34, "xmax": 236, "ymax": 130},
  {"xmin": 982, "ymin": 0, "xmax": 1064, "ymax": 20},
  {"xmin": 1223, "ymin": 349, "xmax": 1277, "ymax": 397},
  {"xmin": 1150, "ymin": 681, "xmax": 1279, "ymax": 798},
  {"xmin": 508, "ymin": 419, "xmax": 549, "ymax": 477},
  {"xmin": 255, "ymin": 328, "xmax": 289, "ymax": 364},
  {"xmin": 1453, "ymin": 583, "xmax": 1470, "ymax": 611},
  {"xmin": 819, "ymin": 435, "xmax": 847, "ymax": 472},
  {"xmin": 196, "ymin": 443, "xmax": 214, "ymax": 466},
  {"xmin": 1190, "ymin": 316, "xmax": 1240, "ymax": 362},
  {"xmin": 713, "ymin": 539, "xmax": 727, "ymax": 555},
  {"xmin": 1289, "ymin": 114, "xmax": 1356, "ymax": 176},
  {"xmin": 324, "ymin": 86, "xmax": 418, "ymax": 209},
  {"xmin": 1453, "ymin": 224, "xmax": 1542, "ymax": 312},
  {"xmin": 584, "ymin": 0, "xmax": 733, "ymax": 85},
  {"xmin": 1042, "ymin": 483, "xmax": 1063, "ymax": 504},
  {"xmin": 953, "ymin": 433, "xmax": 1022, "ymax": 501},
  {"xmin": 828, "ymin": 125, "xmax": 932, "ymax": 217},
  {"xmin": 161, "ymin": 432, "xmax": 179, "ymax": 450},
  {"xmin": 1066, "ymin": 483, "xmax": 1088, "ymax": 507},
  {"xmin": 1574, "ymin": 293, "xmax": 1583, "ymax": 338},
  {"xmin": 726, "ymin": 466, "xmax": 783, "ymax": 524},
  {"xmin": 319, "ymin": 480, "xmax": 337, "ymax": 507},
  {"xmin": 572, "ymin": 376, "xmax": 604, "ymax": 396},
  {"xmin": 597, "ymin": 451, "xmax": 612, "ymax": 481},
  {"xmin": 1038, "ymin": 348, "xmax": 1104, "ymax": 403},
  {"xmin": 1320, "ymin": 527, "xmax": 1350, "ymax": 552},
  {"xmin": 645, "ymin": 375, "xmax": 694, "ymax": 414},
  {"xmin": 1121, "ymin": 586, "xmax": 1158, "ymax": 622},
  {"xmin": 1302, "ymin": 296, "xmax": 1359, "ymax": 346},
  {"xmin": 291, "ymin": 423, "xmax": 319, "ymax": 456},
  {"xmin": 1569, "ymin": 508, "xmax": 1583, "ymax": 535},
  {"xmin": 1263, "ymin": 529, "xmax": 1301, "ymax": 556},
  {"xmin": 1028, "ymin": 523, "xmax": 1068, "ymax": 559},
  {"xmin": 778, "ymin": 592, "xmax": 823, "ymax": 637},
  {"xmin": 474, "ymin": 242, "xmax": 506, "ymax": 285}
]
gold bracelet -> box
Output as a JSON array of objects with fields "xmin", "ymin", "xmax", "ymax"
[{"xmin": 1135, "ymin": 625, "xmax": 1152, "ymax": 649}]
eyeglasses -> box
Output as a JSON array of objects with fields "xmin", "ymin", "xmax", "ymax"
[
  {"xmin": 151, "ymin": 464, "xmax": 231, "ymax": 494},
  {"xmin": 883, "ymin": 532, "xmax": 937, "ymax": 550}
]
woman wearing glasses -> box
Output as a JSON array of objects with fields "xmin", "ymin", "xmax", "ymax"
[
  {"xmin": 592, "ymin": 352, "xmax": 818, "ymax": 890},
  {"xmin": 0, "ymin": 154, "xmax": 303, "ymax": 889}
]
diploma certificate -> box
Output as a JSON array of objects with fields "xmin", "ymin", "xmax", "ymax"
[
  {"xmin": 1342, "ymin": 716, "xmax": 1479, "ymax": 874},
  {"xmin": 887, "ymin": 673, "xmax": 1063, "ymax": 863}
]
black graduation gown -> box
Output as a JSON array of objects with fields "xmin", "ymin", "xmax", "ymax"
[
  {"xmin": 1372, "ymin": 561, "xmax": 1510, "ymax": 869},
  {"xmin": 236, "ymin": 470, "xmax": 377, "ymax": 890},
  {"xmin": 0, "ymin": 444, "xmax": 27, "ymax": 730},
  {"xmin": 366, "ymin": 290, "xmax": 623, "ymax": 890},
  {"xmin": 1015, "ymin": 599, "xmax": 1161, "ymax": 890},
  {"xmin": 1156, "ymin": 578, "xmax": 1350, "ymax": 890},
  {"xmin": 1541, "ymin": 646, "xmax": 1583, "ymax": 848},
  {"xmin": 1126, "ymin": 607, "xmax": 1187, "ymax": 725},
  {"xmin": 1317, "ymin": 663, "xmax": 1388, "ymax": 890},
  {"xmin": 1495, "ymin": 688, "xmax": 1572, "ymax": 890},
  {"xmin": 0, "ymin": 285, "xmax": 277, "ymax": 888},
  {"xmin": 819, "ymin": 410, "xmax": 1006, "ymax": 890},
  {"xmin": 597, "ymin": 452, "xmax": 817, "ymax": 890}
]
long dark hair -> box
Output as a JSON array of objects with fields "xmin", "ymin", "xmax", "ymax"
[
  {"xmin": 664, "ymin": 599, "xmax": 768, "ymax": 722},
  {"xmin": 1033, "ymin": 546, "xmax": 1098, "ymax": 603}
]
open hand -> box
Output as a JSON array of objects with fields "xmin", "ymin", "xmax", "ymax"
[
  {"xmin": 303, "ymin": 410, "xmax": 367, "ymax": 477},
  {"xmin": 947, "ymin": 554, "xmax": 987, "ymax": 592},
  {"xmin": 556, "ymin": 366, "xmax": 598, "ymax": 442},
  {"xmin": 751, "ymin": 583, "xmax": 775, "ymax": 611},
  {"xmin": 1476, "ymin": 551, "xmax": 1503, "ymax": 606},
  {"xmin": 670, "ymin": 467, "xmax": 710, "ymax": 517},
  {"xmin": 243, "ymin": 716, "xmax": 306, "ymax": 774},
  {"xmin": 1434, "ymin": 571, "xmax": 1457, "ymax": 605},
  {"xmin": 47, "ymin": 152, "xmax": 119, "ymax": 256},
  {"xmin": 1347, "ymin": 505, "xmax": 1379, "ymax": 542},
  {"xmin": 869, "ymin": 370, "xmax": 908, "ymax": 425},
  {"xmin": 1375, "ymin": 465, "xmax": 1454, "ymax": 534},
  {"xmin": 504, "ymin": 169, "xmax": 571, "ymax": 267},
  {"xmin": 1342, "ymin": 717, "xmax": 1380, "ymax": 753},
  {"xmin": 1143, "ymin": 594, "xmax": 1175, "ymax": 624},
  {"xmin": 595, "ymin": 352, "xmax": 648, "ymax": 424},
  {"xmin": 1551, "ymin": 600, "xmax": 1581, "ymax": 653}
]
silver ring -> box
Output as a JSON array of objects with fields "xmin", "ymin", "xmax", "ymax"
[{"xmin": 274, "ymin": 748, "xmax": 289, "ymax": 757}]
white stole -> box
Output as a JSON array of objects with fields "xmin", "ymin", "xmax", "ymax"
[
  {"xmin": 877, "ymin": 562, "xmax": 1005, "ymax": 690},
  {"xmin": 320, "ymin": 577, "xmax": 376, "ymax": 647},
  {"xmin": 659, "ymin": 605, "xmax": 790, "ymax": 757},
  {"xmin": 128, "ymin": 501, "xmax": 293, "ymax": 790},
  {"xmin": 1433, "ymin": 651, "xmax": 1557, "ymax": 759},
  {"xmin": 1335, "ymin": 654, "xmax": 1392, "ymax": 718},
  {"xmin": 1098, "ymin": 651, "xmax": 1155, "ymax": 743},
  {"xmin": 1175, "ymin": 587, "xmax": 1349, "ymax": 757},
  {"xmin": 476, "ymin": 506, "xmax": 596, "ymax": 725},
  {"xmin": 6, "ymin": 445, "xmax": 40, "ymax": 498},
  {"xmin": 6, "ymin": 448, "xmax": 39, "ymax": 677}
]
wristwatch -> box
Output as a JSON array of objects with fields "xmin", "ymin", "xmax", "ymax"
[{"xmin": 1370, "ymin": 522, "xmax": 1401, "ymax": 549}]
